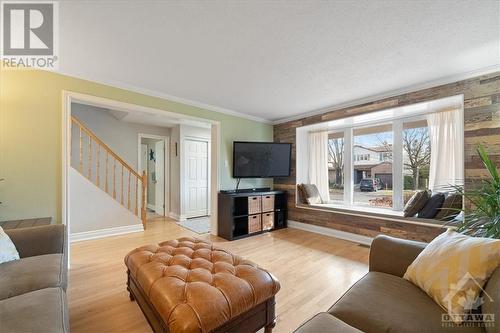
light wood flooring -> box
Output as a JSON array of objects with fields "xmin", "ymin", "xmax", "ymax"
[{"xmin": 69, "ymin": 217, "xmax": 369, "ymax": 333}]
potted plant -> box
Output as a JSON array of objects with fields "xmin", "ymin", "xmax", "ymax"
[{"xmin": 454, "ymin": 146, "xmax": 500, "ymax": 238}]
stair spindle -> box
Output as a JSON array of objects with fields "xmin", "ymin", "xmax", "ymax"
[
  {"xmin": 128, "ymin": 170, "xmax": 131, "ymax": 210},
  {"xmin": 113, "ymin": 158, "xmax": 116, "ymax": 199},
  {"xmin": 105, "ymin": 151, "xmax": 109, "ymax": 193},
  {"xmin": 88, "ymin": 136, "xmax": 92, "ymax": 180},
  {"xmin": 121, "ymin": 164, "xmax": 124, "ymax": 205},
  {"xmin": 96, "ymin": 145, "xmax": 100, "ymax": 187},
  {"xmin": 79, "ymin": 127, "xmax": 83, "ymax": 173}
]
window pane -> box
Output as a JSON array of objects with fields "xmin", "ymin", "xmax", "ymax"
[
  {"xmin": 403, "ymin": 119, "xmax": 430, "ymax": 204},
  {"xmin": 328, "ymin": 132, "xmax": 344, "ymax": 202},
  {"xmin": 353, "ymin": 124, "xmax": 393, "ymax": 208}
]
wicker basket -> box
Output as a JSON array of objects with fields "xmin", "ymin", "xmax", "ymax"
[
  {"xmin": 248, "ymin": 196, "xmax": 262, "ymax": 215},
  {"xmin": 248, "ymin": 214, "xmax": 262, "ymax": 233}
]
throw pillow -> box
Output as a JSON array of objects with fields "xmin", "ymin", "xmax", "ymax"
[
  {"xmin": 296, "ymin": 184, "xmax": 309, "ymax": 205},
  {"xmin": 403, "ymin": 190, "xmax": 430, "ymax": 217},
  {"xmin": 0, "ymin": 226, "xmax": 20, "ymax": 264},
  {"xmin": 302, "ymin": 184, "xmax": 323, "ymax": 205},
  {"xmin": 435, "ymin": 194, "xmax": 463, "ymax": 221},
  {"xmin": 404, "ymin": 229, "xmax": 500, "ymax": 322},
  {"xmin": 417, "ymin": 193, "xmax": 445, "ymax": 219}
]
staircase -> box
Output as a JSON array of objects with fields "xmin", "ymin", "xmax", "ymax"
[{"xmin": 71, "ymin": 116, "xmax": 148, "ymax": 229}]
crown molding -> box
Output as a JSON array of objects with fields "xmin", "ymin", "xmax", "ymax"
[
  {"xmin": 272, "ymin": 65, "xmax": 500, "ymax": 125},
  {"xmin": 49, "ymin": 69, "xmax": 273, "ymax": 124}
]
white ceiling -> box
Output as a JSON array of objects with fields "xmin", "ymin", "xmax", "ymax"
[{"xmin": 58, "ymin": 1, "xmax": 500, "ymax": 123}]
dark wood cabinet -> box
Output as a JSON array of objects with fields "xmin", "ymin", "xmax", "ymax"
[{"xmin": 217, "ymin": 190, "xmax": 287, "ymax": 241}]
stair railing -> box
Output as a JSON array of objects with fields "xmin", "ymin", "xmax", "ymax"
[{"xmin": 71, "ymin": 116, "xmax": 147, "ymax": 229}]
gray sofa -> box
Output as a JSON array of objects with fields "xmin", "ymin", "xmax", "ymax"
[
  {"xmin": 0, "ymin": 225, "xmax": 69, "ymax": 332},
  {"xmin": 295, "ymin": 235, "xmax": 500, "ymax": 333}
]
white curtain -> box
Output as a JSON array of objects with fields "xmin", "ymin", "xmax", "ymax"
[
  {"xmin": 426, "ymin": 109, "xmax": 464, "ymax": 191},
  {"xmin": 308, "ymin": 131, "xmax": 330, "ymax": 202}
]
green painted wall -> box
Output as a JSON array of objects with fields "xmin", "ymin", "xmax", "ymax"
[{"xmin": 0, "ymin": 69, "xmax": 273, "ymax": 223}]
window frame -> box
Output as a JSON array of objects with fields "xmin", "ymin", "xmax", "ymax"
[{"xmin": 326, "ymin": 113, "xmax": 453, "ymax": 212}]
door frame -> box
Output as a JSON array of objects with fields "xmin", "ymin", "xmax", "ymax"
[
  {"xmin": 62, "ymin": 91, "xmax": 222, "ymax": 263},
  {"xmin": 138, "ymin": 133, "xmax": 170, "ymax": 216},
  {"xmin": 183, "ymin": 136, "xmax": 211, "ymax": 219}
]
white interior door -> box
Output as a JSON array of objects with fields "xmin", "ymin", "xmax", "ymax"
[
  {"xmin": 185, "ymin": 139, "xmax": 208, "ymax": 218},
  {"xmin": 155, "ymin": 140, "xmax": 165, "ymax": 215}
]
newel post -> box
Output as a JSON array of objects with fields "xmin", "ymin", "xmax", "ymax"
[{"xmin": 141, "ymin": 171, "xmax": 147, "ymax": 229}]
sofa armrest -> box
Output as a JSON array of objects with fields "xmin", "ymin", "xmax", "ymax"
[
  {"xmin": 369, "ymin": 235, "xmax": 427, "ymax": 277},
  {"xmin": 5, "ymin": 224, "xmax": 66, "ymax": 258}
]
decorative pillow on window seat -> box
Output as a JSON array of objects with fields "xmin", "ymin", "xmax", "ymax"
[
  {"xmin": 296, "ymin": 184, "xmax": 309, "ymax": 205},
  {"xmin": 0, "ymin": 226, "xmax": 20, "ymax": 264},
  {"xmin": 403, "ymin": 190, "xmax": 430, "ymax": 217},
  {"xmin": 435, "ymin": 193, "xmax": 463, "ymax": 221},
  {"xmin": 403, "ymin": 229, "xmax": 500, "ymax": 323},
  {"xmin": 301, "ymin": 184, "xmax": 324, "ymax": 205},
  {"xmin": 417, "ymin": 193, "xmax": 446, "ymax": 219}
]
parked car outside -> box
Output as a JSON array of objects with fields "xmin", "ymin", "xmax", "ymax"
[{"xmin": 360, "ymin": 178, "xmax": 379, "ymax": 192}]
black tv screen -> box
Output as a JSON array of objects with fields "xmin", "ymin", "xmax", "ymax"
[{"xmin": 233, "ymin": 142, "xmax": 291, "ymax": 178}]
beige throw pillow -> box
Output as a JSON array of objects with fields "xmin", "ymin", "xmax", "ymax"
[
  {"xmin": 404, "ymin": 229, "xmax": 500, "ymax": 323},
  {"xmin": 302, "ymin": 184, "xmax": 323, "ymax": 205},
  {"xmin": 403, "ymin": 190, "xmax": 430, "ymax": 217}
]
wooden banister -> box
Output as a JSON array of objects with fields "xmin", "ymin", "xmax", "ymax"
[
  {"xmin": 71, "ymin": 116, "xmax": 147, "ymax": 229},
  {"xmin": 71, "ymin": 116, "xmax": 141, "ymax": 178}
]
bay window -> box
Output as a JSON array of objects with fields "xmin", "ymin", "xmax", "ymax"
[{"xmin": 297, "ymin": 95, "xmax": 464, "ymax": 216}]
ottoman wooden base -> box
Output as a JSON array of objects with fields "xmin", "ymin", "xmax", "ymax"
[{"xmin": 127, "ymin": 270, "xmax": 276, "ymax": 333}]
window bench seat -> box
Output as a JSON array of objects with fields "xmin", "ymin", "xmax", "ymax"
[{"xmin": 299, "ymin": 203, "xmax": 452, "ymax": 228}]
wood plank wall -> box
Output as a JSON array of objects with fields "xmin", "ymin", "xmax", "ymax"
[{"xmin": 273, "ymin": 72, "xmax": 500, "ymax": 242}]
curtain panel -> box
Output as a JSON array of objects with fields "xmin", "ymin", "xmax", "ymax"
[
  {"xmin": 426, "ymin": 109, "xmax": 464, "ymax": 191},
  {"xmin": 308, "ymin": 131, "xmax": 330, "ymax": 202}
]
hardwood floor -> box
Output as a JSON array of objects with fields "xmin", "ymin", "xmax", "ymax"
[{"xmin": 69, "ymin": 217, "xmax": 369, "ymax": 333}]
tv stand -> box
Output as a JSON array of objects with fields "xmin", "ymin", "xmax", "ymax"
[{"xmin": 217, "ymin": 189, "xmax": 287, "ymax": 241}]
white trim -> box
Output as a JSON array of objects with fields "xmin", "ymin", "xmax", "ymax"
[
  {"xmin": 70, "ymin": 224, "xmax": 144, "ymax": 243},
  {"xmin": 138, "ymin": 133, "xmax": 170, "ymax": 216},
  {"xmin": 147, "ymin": 203, "xmax": 155, "ymax": 210},
  {"xmin": 61, "ymin": 91, "xmax": 71, "ymax": 268},
  {"xmin": 53, "ymin": 70, "xmax": 271, "ymax": 124},
  {"xmin": 273, "ymin": 65, "xmax": 500, "ymax": 124},
  {"xmin": 287, "ymin": 220, "xmax": 373, "ymax": 246},
  {"xmin": 392, "ymin": 119, "xmax": 404, "ymax": 211},
  {"xmin": 210, "ymin": 123, "xmax": 221, "ymax": 235}
]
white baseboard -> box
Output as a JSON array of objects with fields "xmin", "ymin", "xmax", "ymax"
[
  {"xmin": 168, "ymin": 212, "xmax": 187, "ymax": 222},
  {"xmin": 70, "ymin": 224, "xmax": 144, "ymax": 243},
  {"xmin": 147, "ymin": 204, "xmax": 155, "ymax": 210},
  {"xmin": 287, "ymin": 220, "xmax": 373, "ymax": 246}
]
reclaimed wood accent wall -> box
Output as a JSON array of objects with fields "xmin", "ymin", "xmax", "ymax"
[{"xmin": 273, "ymin": 72, "xmax": 500, "ymax": 242}]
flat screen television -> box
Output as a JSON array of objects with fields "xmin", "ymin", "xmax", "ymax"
[{"xmin": 233, "ymin": 141, "xmax": 292, "ymax": 178}]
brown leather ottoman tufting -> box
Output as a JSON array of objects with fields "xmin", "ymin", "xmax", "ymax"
[{"xmin": 124, "ymin": 237, "xmax": 281, "ymax": 333}]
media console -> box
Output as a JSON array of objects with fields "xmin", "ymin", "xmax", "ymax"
[{"xmin": 217, "ymin": 189, "xmax": 287, "ymax": 241}]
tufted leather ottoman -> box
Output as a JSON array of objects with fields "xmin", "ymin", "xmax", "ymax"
[{"xmin": 124, "ymin": 237, "xmax": 280, "ymax": 333}]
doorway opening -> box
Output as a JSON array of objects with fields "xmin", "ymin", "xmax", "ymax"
[{"xmin": 139, "ymin": 134, "xmax": 169, "ymax": 218}]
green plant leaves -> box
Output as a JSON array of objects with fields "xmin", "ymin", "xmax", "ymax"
[{"xmin": 456, "ymin": 145, "xmax": 500, "ymax": 238}]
